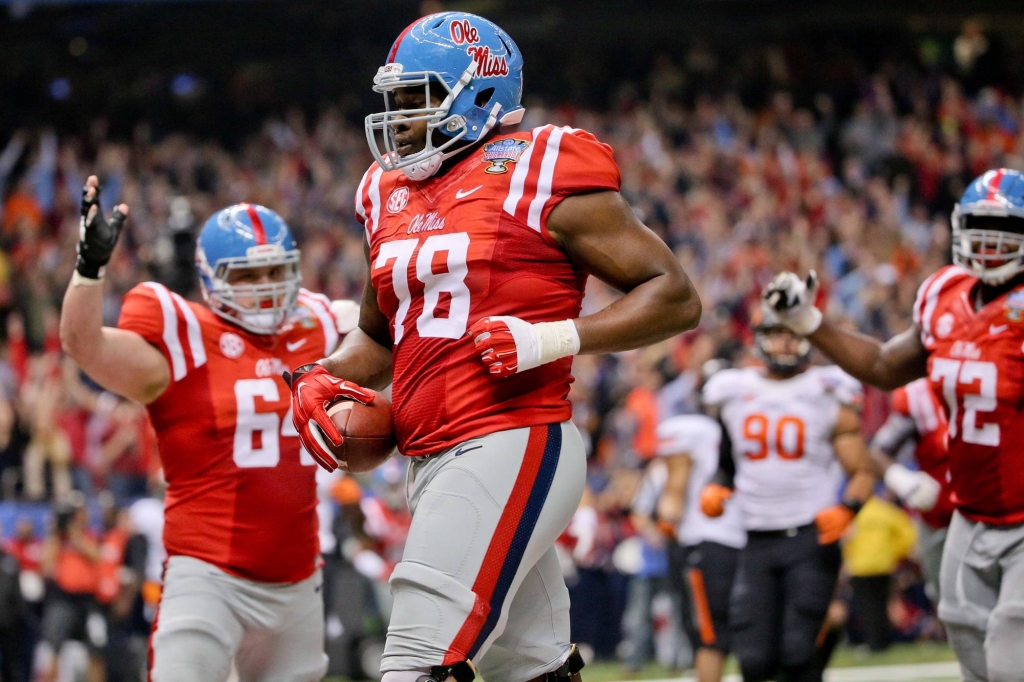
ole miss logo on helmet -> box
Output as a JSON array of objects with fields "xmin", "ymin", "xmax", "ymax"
[{"xmin": 448, "ymin": 17, "xmax": 508, "ymax": 77}]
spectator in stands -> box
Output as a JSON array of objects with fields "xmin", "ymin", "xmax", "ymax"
[
  {"xmin": 38, "ymin": 496, "xmax": 105, "ymax": 682},
  {"xmin": 0, "ymin": 526, "xmax": 29, "ymax": 682}
]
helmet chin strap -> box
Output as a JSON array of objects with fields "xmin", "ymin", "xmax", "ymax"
[{"xmin": 401, "ymin": 153, "xmax": 443, "ymax": 181}]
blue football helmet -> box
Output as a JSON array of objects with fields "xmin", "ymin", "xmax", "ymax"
[
  {"xmin": 195, "ymin": 204, "xmax": 301, "ymax": 334},
  {"xmin": 365, "ymin": 12, "xmax": 525, "ymax": 181},
  {"xmin": 953, "ymin": 169, "xmax": 1024, "ymax": 284}
]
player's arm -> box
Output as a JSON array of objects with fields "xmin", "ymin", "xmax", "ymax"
[
  {"xmin": 468, "ymin": 191, "xmax": 701, "ymax": 376},
  {"xmin": 815, "ymin": 405, "xmax": 874, "ymax": 545},
  {"xmin": 763, "ymin": 271, "xmax": 928, "ymax": 390},
  {"xmin": 550, "ymin": 191, "xmax": 701, "ymax": 353},
  {"xmin": 833, "ymin": 405, "xmax": 874, "ymax": 506},
  {"xmin": 657, "ymin": 452, "xmax": 692, "ymax": 528},
  {"xmin": 59, "ymin": 177, "xmax": 170, "ymax": 405},
  {"xmin": 870, "ymin": 411, "xmax": 941, "ymax": 511},
  {"xmin": 287, "ymin": 242, "xmax": 393, "ymax": 472},
  {"xmin": 319, "ymin": 250, "xmax": 394, "ymax": 391},
  {"xmin": 701, "ymin": 408, "xmax": 735, "ymax": 518}
]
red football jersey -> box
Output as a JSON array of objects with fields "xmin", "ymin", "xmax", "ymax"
[
  {"xmin": 891, "ymin": 379, "xmax": 954, "ymax": 529},
  {"xmin": 118, "ymin": 283, "xmax": 342, "ymax": 583},
  {"xmin": 356, "ymin": 126, "xmax": 620, "ymax": 456},
  {"xmin": 914, "ymin": 265, "xmax": 1024, "ymax": 525}
]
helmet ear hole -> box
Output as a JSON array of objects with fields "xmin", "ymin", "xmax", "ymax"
[{"xmin": 474, "ymin": 87, "xmax": 495, "ymax": 108}]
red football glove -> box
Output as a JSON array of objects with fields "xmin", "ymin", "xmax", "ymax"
[
  {"xmin": 467, "ymin": 316, "xmax": 522, "ymax": 377},
  {"xmin": 700, "ymin": 484, "xmax": 733, "ymax": 518},
  {"xmin": 815, "ymin": 504, "xmax": 855, "ymax": 545},
  {"xmin": 284, "ymin": 364, "xmax": 375, "ymax": 472}
]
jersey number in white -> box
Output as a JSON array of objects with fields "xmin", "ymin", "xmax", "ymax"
[
  {"xmin": 233, "ymin": 378, "xmax": 316, "ymax": 468},
  {"xmin": 374, "ymin": 233, "xmax": 472, "ymax": 344},
  {"xmin": 930, "ymin": 359, "xmax": 999, "ymax": 446}
]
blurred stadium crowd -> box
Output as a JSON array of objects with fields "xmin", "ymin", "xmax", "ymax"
[{"xmin": 0, "ymin": 11, "xmax": 1021, "ymax": 681}]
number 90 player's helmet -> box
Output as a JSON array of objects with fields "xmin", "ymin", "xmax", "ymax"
[
  {"xmin": 365, "ymin": 12, "xmax": 525, "ymax": 181},
  {"xmin": 952, "ymin": 168, "xmax": 1024, "ymax": 284},
  {"xmin": 752, "ymin": 305, "xmax": 812, "ymax": 375},
  {"xmin": 195, "ymin": 203, "xmax": 301, "ymax": 335}
]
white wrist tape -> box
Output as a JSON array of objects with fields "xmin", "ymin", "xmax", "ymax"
[
  {"xmin": 533, "ymin": 319, "xmax": 581, "ymax": 368},
  {"xmin": 883, "ymin": 463, "xmax": 918, "ymax": 499},
  {"xmin": 71, "ymin": 271, "xmax": 104, "ymax": 287},
  {"xmin": 489, "ymin": 316, "xmax": 581, "ymax": 373},
  {"xmin": 787, "ymin": 305, "xmax": 823, "ymax": 336}
]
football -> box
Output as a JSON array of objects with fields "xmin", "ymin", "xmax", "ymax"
[{"xmin": 325, "ymin": 390, "xmax": 397, "ymax": 473}]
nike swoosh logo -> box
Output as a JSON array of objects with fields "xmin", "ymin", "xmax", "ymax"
[
  {"xmin": 452, "ymin": 445, "xmax": 482, "ymax": 457},
  {"xmin": 286, "ymin": 339, "xmax": 307, "ymax": 351},
  {"xmin": 314, "ymin": 583, "xmax": 323, "ymax": 593},
  {"xmin": 456, "ymin": 186, "xmax": 482, "ymax": 199},
  {"xmin": 990, "ymin": 324, "xmax": 1009, "ymax": 335}
]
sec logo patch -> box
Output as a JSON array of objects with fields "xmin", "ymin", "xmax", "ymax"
[
  {"xmin": 935, "ymin": 313, "xmax": 954, "ymax": 339},
  {"xmin": 387, "ymin": 187, "xmax": 410, "ymax": 214},
  {"xmin": 220, "ymin": 332, "xmax": 245, "ymax": 359}
]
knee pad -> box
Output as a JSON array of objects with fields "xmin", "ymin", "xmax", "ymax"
[{"xmin": 151, "ymin": 627, "xmax": 232, "ymax": 682}]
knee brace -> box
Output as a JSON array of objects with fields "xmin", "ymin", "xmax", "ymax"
[
  {"xmin": 541, "ymin": 644, "xmax": 586, "ymax": 681},
  {"xmin": 402, "ymin": 660, "xmax": 476, "ymax": 682}
]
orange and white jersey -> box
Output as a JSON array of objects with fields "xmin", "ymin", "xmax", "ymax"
[
  {"xmin": 702, "ymin": 366, "xmax": 862, "ymax": 531},
  {"xmin": 356, "ymin": 125, "xmax": 621, "ymax": 457},
  {"xmin": 118, "ymin": 283, "xmax": 346, "ymax": 583}
]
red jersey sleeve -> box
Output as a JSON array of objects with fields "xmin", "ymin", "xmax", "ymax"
[
  {"xmin": 539, "ymin": 127, "xmax": 621, "ymax": 232},
  {"xmin": 354, "ymin": 163, "xmax": 385, "ymax": 242},
  {"xmin": 891, "ymin": 386, "xmax": 910, "ymax": 417},
  {"xmin": 118, "ymin": 282, "xmax": 208, "ymax": 386},
  {"xmin": 912, "ymin": 265, "xmax": 971, "ymax": 349}
]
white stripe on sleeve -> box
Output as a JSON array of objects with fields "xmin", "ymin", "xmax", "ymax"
[
  {"xmin": 355, "ymin": 169, "xmax": 369, "ymax": 224},
  {"xmin": 171, "ymin": 292, "xmax": 207, "ymax": 370},
  {"xmin": 144, "ymin": 283, "xmax": 187, "ymax": 381},
  {"xmin": 526, "ymin": 126, "xmax": 566, "ymax": 230},
  {"xmin": 299, "ymin": 290, "xmax": 339, "ymax": 356},
  {"xmin": 502, "ymin": 126, "xmax": 546, "ymax": 219},
  {"xmin": 367, "ymin": 167, "xmax": 384, "ymax": 234},
  {"xmin": 919, "ymin": 268, "xmax": 962, "ymax": 345}
]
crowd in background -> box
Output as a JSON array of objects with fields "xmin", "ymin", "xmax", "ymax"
[{"xmin": 0, "ymin": 16, "xmax": 1021, "ymax": 680}]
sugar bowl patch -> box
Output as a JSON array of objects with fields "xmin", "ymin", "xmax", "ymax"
[{"xmin": 482, "ymin": 138, "xmax": 531, "ymax": 174}]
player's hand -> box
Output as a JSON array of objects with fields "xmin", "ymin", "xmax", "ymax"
[
  {"xmin": 700, "ymin": 484, "xmax": 733, "ymax": 518},
  {"xmin": 884, "ymin": 463, "xmax": 941, "ymax": 511},
  {"xmin": 762, "ymin": 270, "xmax": 822, "ymax": 336},
  {"xmin": 467, "ymin": 316, "xmax": 579, "ymax": 377},
  {"xmin": 77, "ymin": 175, "xmax": 129, "ymax": 280},
  {"xmin": 815, "ymin": 504, "xmax": 855, "ymax": 545},
  {"xmin": 284, "ymin": 363, "xmax": 375, "ymax": 472}
]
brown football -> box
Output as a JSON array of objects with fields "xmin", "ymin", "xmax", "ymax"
[{"xmin": 325, "ymin": 390, "xmax": 396, "ymax": 473}]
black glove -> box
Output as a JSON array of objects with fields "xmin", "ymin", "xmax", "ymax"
[{"xmin": 76, "ymin": 181, "xmax": 127, "ymax": 279}]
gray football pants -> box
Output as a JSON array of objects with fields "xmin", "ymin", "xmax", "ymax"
[
  {"xmin": 939, "ymin": 510, "xmax": 1024, "ymax": 682},
  {"xmin": 382, "ymin": 421, "xmax": 587, "ymax": 682}
]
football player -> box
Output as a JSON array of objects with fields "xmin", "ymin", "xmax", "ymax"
[
  {"xmin": 764, "ymin": 168, "xmax": 1024, "ymax": 682},
  {"xmin": 286, "ymin": 12, "xmax": 701, "ymax": 682},
  {"xmin": 654, "ymin": 379, "xmax": 746, "ymax": 682},
  {"xmin": 699, "ymin": 307, "xmax": 873, "ymax": 682},
  {"xmin": 870, "ymin": 378, "xmax": 952, "ymax": 601},
  {"xmin": 60, "ymin": 177, "xmax": 354, "ymax": 682}
]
